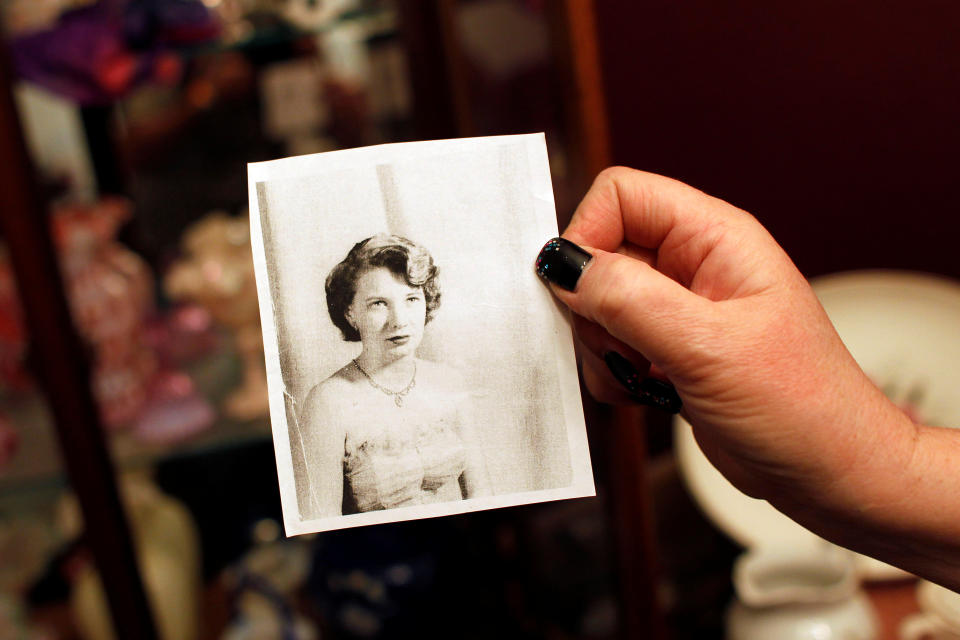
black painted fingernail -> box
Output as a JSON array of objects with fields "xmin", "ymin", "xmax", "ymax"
[
  {"xmin": 637, "ymin": 377, "xmax": 683, "ymax": 413},
  {"xmin": 535, "ymin": 237, "xmax": 592, "ymax": 291},
  {"xmin": 603, "ymin": 351, "xmax": 643, "ymax": 393},
  {"xmin": 603, "ymin": 352, "xmax": 683, "ymax": 414}
]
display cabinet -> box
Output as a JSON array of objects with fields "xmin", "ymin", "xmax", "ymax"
[{"xmin": 0, "ymin": 2, "xmax": 667, "ymax": 639}]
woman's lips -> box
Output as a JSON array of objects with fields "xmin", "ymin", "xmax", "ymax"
[{"xmin": 387, "ymin": 335, "xmax": 410, "ymax": 345}]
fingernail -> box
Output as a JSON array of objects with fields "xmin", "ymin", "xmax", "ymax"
[
  {"xmin": 637, "ymin": 377, "xmax": 683, "ymax": 413},
  {"xmin": 603, "ymin": 352, "xmax": 683, "ymax": 414},
  {"xmin": 535, "ymin": 237, "xmax": 592, "ymax": 291},
  {"xmin": 603, "ymin": 351, "xmax": 643, "ymax": 393}
]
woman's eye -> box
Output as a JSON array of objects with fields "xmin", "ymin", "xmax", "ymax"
[
  {"xmin": 407, "ymin": 295, "xmax": 421, "ymax": 303},
  {"xmin": 369, "ymin": 300, "xmax": 386, "ymax": 308}
]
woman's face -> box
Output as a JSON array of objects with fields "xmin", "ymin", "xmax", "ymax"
[{"xmin": 347, "ymin": 267, "xmax": 427, "ymax": 361}]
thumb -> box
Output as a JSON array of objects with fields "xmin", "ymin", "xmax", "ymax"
[{"xmin": 536, "ymin": 237, "xmax": 710, "ymax": 369}]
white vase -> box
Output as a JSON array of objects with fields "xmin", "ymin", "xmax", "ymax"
[
  {"xmin": 900, "ymin": 580, "xmax": 960, "ymax": 640},
  {"xmin": 726, "ymin": 545, "xmax": 879, "ymax": 640}
]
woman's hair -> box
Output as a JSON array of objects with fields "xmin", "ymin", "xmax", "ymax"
[{"xmin": 325, "ymin": 234, "xmax": 441, "ymax": 341}]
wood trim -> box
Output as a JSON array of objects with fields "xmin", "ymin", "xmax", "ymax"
[
  {"xmin": 0, "ymin": 48, "xmax": 159, "ymax": 640},
  {"xmin": 550, "ymin": 0, "xmax": 612, "ymax": 183},
  {"xmin": 563, "ymin": 0, "xmax": 611, "ymax": 176},
  {"xmin": 396, "ymin": 0, "xmax": 473, "ymax": 140},
  {"xmin": 608, "ymin": 405, "xmax": 670, "ymax": 640},
  {"xmin": 436, "ymin": 0, "xmax": 476, "ymax": 138}
]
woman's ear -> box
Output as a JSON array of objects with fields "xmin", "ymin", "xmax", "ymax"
[{"xmin": 344, "ymin": 306, "xmax": 356, "ymax": 330}]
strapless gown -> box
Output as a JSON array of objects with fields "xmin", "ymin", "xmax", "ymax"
[{"xmin": 342, "ymin": 416, "xmax": 467, "ymax": 513}]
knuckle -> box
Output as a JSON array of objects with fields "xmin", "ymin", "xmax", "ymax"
[
  {"xmin": 591, "ymin": 166, "xmax": 639, "ymax": 206},
  {"xmin": 594, "ymin": 165, "xmax": 633, "ymax": 184}
]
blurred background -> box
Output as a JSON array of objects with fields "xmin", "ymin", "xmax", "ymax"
[{"xmin": 0, "ymin": 1, "xmax": 958, "ymax": 639}]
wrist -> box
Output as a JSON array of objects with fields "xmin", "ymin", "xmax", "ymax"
[{"xmin": 779, "ymin": 392, "xmax": 960, "ymax": 586}]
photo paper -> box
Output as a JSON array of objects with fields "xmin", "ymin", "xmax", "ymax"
[{"xmin": 248, "ymin": 134, "xmax": 594, "ymax": 534}]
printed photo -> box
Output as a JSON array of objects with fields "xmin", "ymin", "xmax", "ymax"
[{"xmin": 248, "ymin": 134, "xmax": 594, "ymax": 534}]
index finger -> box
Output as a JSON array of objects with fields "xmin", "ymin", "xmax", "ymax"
[{"xmin": 563, "ymin": 167, "xmax": 718, "ymax": 252}]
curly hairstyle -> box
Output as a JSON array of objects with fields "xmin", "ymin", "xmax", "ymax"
[{"xmin": 325, "ymin": 234, "xmax": 441, "ymax": 342}]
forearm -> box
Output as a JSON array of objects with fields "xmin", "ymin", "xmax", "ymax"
[
  {"xmin": 775, "ymin": 401, "xmax": 960, "ymax": 590},
  {"xmin": 859, "ymin": 423, "xmax": 960, "ymax": 589}
]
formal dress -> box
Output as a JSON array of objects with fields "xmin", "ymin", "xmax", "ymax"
[{"xmin": 342, "ymin": 415, "xmax": 467, "ymax": 513}]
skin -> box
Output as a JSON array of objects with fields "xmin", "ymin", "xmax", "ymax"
[
  {"xmin": 300, "ymin": 266, "xmax": 490, "ymax": 518},
  {"xmin": 545, "ymin": 167, "xmax": 960, "ymax": 590}
]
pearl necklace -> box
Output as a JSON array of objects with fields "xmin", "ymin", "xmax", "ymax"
[{"xmin": 353, "ymin": 359, "xmax": 417, "ymax": 407}]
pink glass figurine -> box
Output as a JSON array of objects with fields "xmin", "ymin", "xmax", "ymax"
[
  {"xmin": 164, "ymin": 212, "xmax": 269, "ymax": 421},
  {"xmin": 51, "ymin": 197, "xmax": 157, "ymax": 428}
]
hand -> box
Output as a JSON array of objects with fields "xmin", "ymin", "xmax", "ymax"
[{"xmin": 536, "ymin": 167, "xmax": 915, "ymax": 520}]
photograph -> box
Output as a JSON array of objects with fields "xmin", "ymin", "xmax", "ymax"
[{"xmin": 248, "ymin": 134, "xmax": 594, "ymax": 535}]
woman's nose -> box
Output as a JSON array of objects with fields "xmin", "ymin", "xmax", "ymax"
[{"xmin": 388, "ymin": 304, "xmax": 408, "ymax": 329}]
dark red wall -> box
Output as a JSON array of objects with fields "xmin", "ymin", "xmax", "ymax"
[{"xmin": 594, "ymin": 1, "xmax": 960, "ymax": 279}]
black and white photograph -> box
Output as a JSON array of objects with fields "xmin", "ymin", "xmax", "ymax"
[{"xmin": 248, "ymin": 134, "xmax": 594, "ymax": 535}]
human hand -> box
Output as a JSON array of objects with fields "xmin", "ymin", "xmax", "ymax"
[{"xmin": 535, "ymin": 167, "xmax": 915, "ymax": 515}]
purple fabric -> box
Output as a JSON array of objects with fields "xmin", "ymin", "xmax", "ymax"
[{"xmin": 10, "ymin": 0, "xmax": 219, "ymax": 105}]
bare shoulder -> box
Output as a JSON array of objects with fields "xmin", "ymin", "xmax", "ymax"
[{"xmin": 302, "ymin": 366, "xmax": 357, "ymax": 415}]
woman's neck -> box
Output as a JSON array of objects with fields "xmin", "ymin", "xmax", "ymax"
[{"xmin": 355, "ymin": 351, "xmax": 415, "ymax": 388}]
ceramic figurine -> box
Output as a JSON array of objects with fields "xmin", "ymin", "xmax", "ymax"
[
  {"xmin": 0, "ymin": 198, "xmax": 158, "ymax": 427},
  {"xmin": 726, "ymin": 545, "xmax": 879, "ymax": 640},
  {"xmin": 281, "ymin": 0, "xmax": 358, "ymax": 31},
  {"xmin": 61, "ymin": 473, "xmax": 202, "ymax": 640},
  {"xmin": 164, "ymin": 211, "xmax": 269, "ymax": 421},
  {"xmin": 130, "ymin": 370, "xmax": 215, "ymax": 446},
  {"xmin": 144, "ymin": 304, "xmax": 218, "ymax": 370},
  {"xmin": 52, "ymin": 198, "xmax": 157, "ymax": 428},
  {"xmin": 2, "ymin": 199, "xmax": 218, "ymax": 444}
]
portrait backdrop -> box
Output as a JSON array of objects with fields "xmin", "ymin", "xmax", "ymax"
[{"xmin": 249, "ymin": 134, "xmax": 593, "ymax": 534}]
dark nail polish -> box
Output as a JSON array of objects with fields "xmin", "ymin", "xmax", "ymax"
[
  {"xmin": 535, "ymin": 237, "xmax": 592, "ymax": 291},
  {"xmin": 637, "ymin": 377, "xmax": 683, "ymax": 413},
  {"xmin": 604, "ymin": 351, "xmax": 642, "ymax": 393},
  {"xmin": 603, "ymin": 352, "xmax": 683, "ymax": 414}
]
